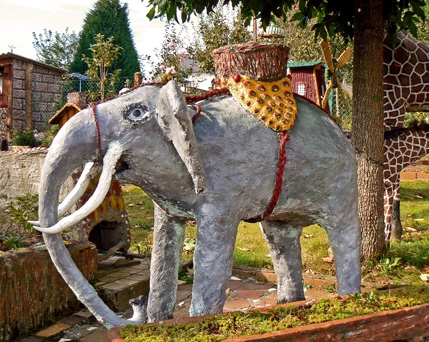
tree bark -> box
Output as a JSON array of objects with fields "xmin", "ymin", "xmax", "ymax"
[{"xmin": 352, "ymin": 0, "xmax": 386, "ymax": 260}]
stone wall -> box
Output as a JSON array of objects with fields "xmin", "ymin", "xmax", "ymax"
[
  {"xmin": 0, "ymin": 241, "xmax": 97, "ymax": 341},
  {"xmin": 0, "ymin": 148, "xmax": 74, "ymax": 233},
  {"xmin": 11, "ymin": 60, "xmax": 63, "ymax": 131}
]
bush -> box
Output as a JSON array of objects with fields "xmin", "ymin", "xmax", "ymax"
[
  {"xmin": 11, "ymin": 129, "xmax": 42, "ymax": 147},
  {"xmin": 6, "ymin": 194, "xmax": 39, "ymax": 234}
]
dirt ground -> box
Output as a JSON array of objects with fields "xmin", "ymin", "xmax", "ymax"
[{"xmin": 403, "ymin": 154, "xmax": 429, "ymax": 173}]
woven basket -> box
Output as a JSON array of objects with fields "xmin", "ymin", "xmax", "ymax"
[{"xmin": 212, "ymin": 42, "xmax": 289, "ymax": 82}]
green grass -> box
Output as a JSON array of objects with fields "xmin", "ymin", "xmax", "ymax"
[{"xmin": 123, "ymin": 180, "xmax": 429, "ymax": 286}]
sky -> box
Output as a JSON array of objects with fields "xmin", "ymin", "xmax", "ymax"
[{"xmin": 0, "ymin": 0, "xmax": 167, "ymax": 62}]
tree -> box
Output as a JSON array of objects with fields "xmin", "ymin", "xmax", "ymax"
[
  {"xmin": 70, "ymin": 0, "xmax": 140, "ymax": 78},
  {"xmin": 153, "ymin": 22, "xmax": 193, "ymax": 86},
  {"xmin": 269, "ymin": 12, "xmax": 351, "ymax": 74},
  {"xmin": 82, "ymin": 34, "xmax": 122, "ymax": 101},
  {"xmin": 190, "ymin": 6, "xmax": 252, "ymax": 74},
  {"xmin": 146, "ymin": 0, "xmax": 426, "ymax": 260},
  {"xmin": 32, "ymin": 28, "xmax": 79, "ymax": 70}
]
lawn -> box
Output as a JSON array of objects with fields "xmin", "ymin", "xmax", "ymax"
[{"xmin": 123, "ymin": 180, "xmax": 429, "ymax": 286}]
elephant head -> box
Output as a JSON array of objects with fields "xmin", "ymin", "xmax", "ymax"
[
  {"xmin": 35, "ymin": 81, "xmax": 208, "ymax": 326},
  {"xmin": 35, "ymin": 80, "xmax": 361, "ymax": 327}
]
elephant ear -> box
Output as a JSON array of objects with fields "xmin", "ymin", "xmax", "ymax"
[{"xmin": 157, "ymin": 80, "xmax": 206, "ymax": 194}]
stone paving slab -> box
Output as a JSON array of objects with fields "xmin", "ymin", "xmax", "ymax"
[
  {"xmin": 35, "ymin": 323, "xmax": 71, "ymax": 338},
  {"xmin": 17, "ymin": 259, "xmax": 344, "ymax": 342}
]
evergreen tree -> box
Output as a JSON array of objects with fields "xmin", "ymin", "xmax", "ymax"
[{"xmin": 70, "ymin": 0, "xmax": 140, "ymax": 78}]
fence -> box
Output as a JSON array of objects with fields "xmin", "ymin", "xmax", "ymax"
[{"xmin": 55, "ymin": 74, "xmax": 136, "ymax": 110}]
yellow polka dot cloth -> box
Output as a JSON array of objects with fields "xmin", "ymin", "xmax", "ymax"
[{"xmin": 226, "ymin": 74, "xmax": 298, "ymax": 132}]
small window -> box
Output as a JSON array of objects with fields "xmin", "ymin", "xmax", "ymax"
[{"xmin": 297, "ymin": 83, "xmax": 306, "ymax": 96}]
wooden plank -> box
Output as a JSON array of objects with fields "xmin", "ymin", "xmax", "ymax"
[{"xmin": 109, "ymin": 302, "xmax": 429, "ymax": 341}]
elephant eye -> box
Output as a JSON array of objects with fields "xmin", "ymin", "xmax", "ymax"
[{"xmin": 126, "ymin": 106, "xmax": 150, "ymax": 123}]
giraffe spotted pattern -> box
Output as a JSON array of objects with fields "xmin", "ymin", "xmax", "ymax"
[
  {"xmin": 384, "ymin": 31, "xmax": 429, "ymax": 129},
  {"xmin": 382, "ymin": 31, "xmax": 429, "ymax": 242}
]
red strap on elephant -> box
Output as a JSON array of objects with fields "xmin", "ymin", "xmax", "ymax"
[
  {"xmin": 189, "ymin": 96, "xmax": 289, "ymax": 222},
  {"xmin": 260, "ymin": 131, "xmax": 289, "ymax": 221}
]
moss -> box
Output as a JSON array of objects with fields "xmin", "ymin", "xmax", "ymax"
[{"xmin": 120, "ymin": 287, "xmax": 429, "ymax": 341}]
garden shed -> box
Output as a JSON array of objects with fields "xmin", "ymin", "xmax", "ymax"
[
  {"xmin": 0, "ymin": 53, "xmax": 66, "ymax": 150},
  {"xmin": 288, "ymin": 61, "xmax": 327, "ymax": 108}
]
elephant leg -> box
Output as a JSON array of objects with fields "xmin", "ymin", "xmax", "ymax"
[
  {"xmin": 190, "ymin": 203, "xmax": 240, "ymax": 316},
  {"xmin": 260, "ymin": 221, "xmax": 305, "ymax": 303},
  {"xmin": 323, "ymin": 208, "xmax": 361, "ymax": 296},
  {"xmin": 146, "ymin": 203, "xmax": 186, "ymax": 322}
]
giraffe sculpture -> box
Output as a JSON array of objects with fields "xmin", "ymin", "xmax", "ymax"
[
  {"xmin": 383, "ymin": 127, "xmax": 429, "ymax": 241},
  {"xmin": 383, "ymin": 30, "xmax": 429, "ymax": 242}
]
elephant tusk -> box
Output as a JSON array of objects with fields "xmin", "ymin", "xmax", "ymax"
[
  {"xmin": 58, "ymin": 161, "xmax": 96, "ymax": 217},
  {"xmin": 29, "ymin": 162, "xmax": 97, "ymax": 226},
  {"xmin": 33, "ymin": 141, "xmax": 124, "ymax": 234}
]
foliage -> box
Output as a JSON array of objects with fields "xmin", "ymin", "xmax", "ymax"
[
  {"xmin": 405, "ymin": 112, "xmax": 429, "ymax": 127},
  {"xmin": 120, "ymin": 287, "xmax": 429, "ymax": 341},
  {"xmin": 147, "ymin": 0, "xmax": 426, "ymax": 40},
  {"xmin": 1, "ymin": 235, "xmax": 24, "ymax": 250},
  {"xmin": 40, "ymin": 125, "xmax": 59, "ymax": 147},
  {"xmin": 415, "ymin": 2, "xmax": 429, "ymax": 41},
  {"xmin": 6, "ymin": 194, "xmax": 38, "ymax": 234},
  {"xmin": 11, "ymin": 126, "xmax": 58, "ymax": 148},
  {"xmin": 189, "ymin": 5, "xmax": 252, "ymax": 75},
  {"xmin": 70, "ymin": 0, "xmax": 140, "ymax": 78},
  {"xmin": 11, "ymin": 129, "xmax": 42, "ymax": 147},
  {"xmin": 82, "ymin": 34, "xmax": 123, "ymax": 101},
  {"xmin": 153, "ymin": 22, "xmax": 194, "ymax": 87},
  {"xmin": 32, "ymin": 27, "xmax": 80, "ymax": 71}
]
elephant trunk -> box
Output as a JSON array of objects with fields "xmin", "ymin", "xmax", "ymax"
[
  {"xmin": 36, "ymin": 142, "xmax": 123, "ymax": 234},
  {"xmin": 37, "ymin": 115, "xmax": 132, "ymax": 328}
]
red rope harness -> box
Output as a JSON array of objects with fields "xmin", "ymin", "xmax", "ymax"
[
  {"xmin": 260, "ymin": 131, "xmax": 289, "ymax": 221},
  {"xmin": 188, "ymin": 89, "xmax": 290, "ymax": 222},
  {"xmin": 90, "ymin": 84, "xmax": 289, "ymax": 222},
  {"xmin": 185, "ymin": 88, "xmax": 230, "ymax": 124}
]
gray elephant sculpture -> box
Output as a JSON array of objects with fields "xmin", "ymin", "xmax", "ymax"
[{"xmin": 34, "ymin": 80, "xmax": 361, "ymax": 328}]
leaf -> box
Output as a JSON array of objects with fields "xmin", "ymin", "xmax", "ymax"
[
  {"xmin": 146, "ymin": 6, "xmax": 156, "ymax": 20},
  {"xmin": 292, "ymin": 12, "xmax": 304, "ymax": 21}
]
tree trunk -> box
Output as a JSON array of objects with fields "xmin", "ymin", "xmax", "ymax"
[{"xmin": 352, "ymin": 0, "xmax": 386, "ymax": 260}]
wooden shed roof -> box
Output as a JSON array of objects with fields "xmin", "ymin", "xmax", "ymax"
[
  {"xmin": 0, "ymin": 52, "xmax": 67, "ymax": 74},
  {"xmin": 288, "ymin": 61, "xmax": 325, "ymax": 69},
  {"xmin": 48, "ymin": 103, "xmax": 83, "ymax": 125}
]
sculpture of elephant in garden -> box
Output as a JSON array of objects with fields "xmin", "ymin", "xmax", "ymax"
[{"xmin": 35, "ymin": 80, "xmax": 361, "ymax": 327}]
